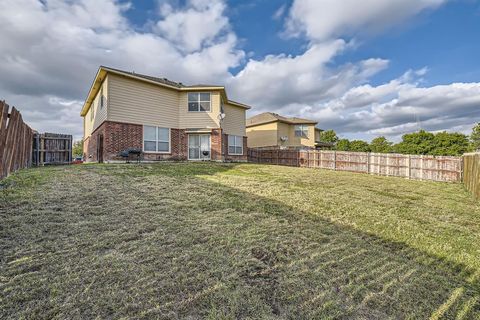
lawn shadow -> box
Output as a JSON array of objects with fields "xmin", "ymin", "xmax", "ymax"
[{"xmin": 1, "ymin": 162, "xmax": 479, "ymax": 319}]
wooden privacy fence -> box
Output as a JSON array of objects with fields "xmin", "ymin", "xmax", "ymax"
[
  {"xmin": 33, "ymin": 133, "xmax": 72, "ymax": 165},
  {"xmin": 463, "ymin": 153, "xmax": 480, "ymax": 199},
  {"xmin": 248, "ymin": 149, "xmax": 463, "ymax": 182},
  {"xmin": 0, "ymin": 101, "xmax": 34, "ymax": 179}
]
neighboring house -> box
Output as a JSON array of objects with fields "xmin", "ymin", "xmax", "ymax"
[
  {"xmin": 246, "ymin": 112, "xmax": 325, "ymax": 149},
  {"xmin": 81, "ymin": 66, "xmax": 250, "ymax": 162}
]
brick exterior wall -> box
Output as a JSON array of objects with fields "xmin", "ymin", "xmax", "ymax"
[
  {"xmin": 211, "ymin": 129, "xmax": 223, "ymax": 161},
  {"xmin": 83, "ymin": 121, "xmax": 247, "ymax": 162},
  {"xmin": 223, "ymin": 134, "xmax": 248, "ymax": 162}
]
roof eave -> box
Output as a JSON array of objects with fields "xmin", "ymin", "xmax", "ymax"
[
  {"xmin": 80, "ymin": 67, "xmax": 106, "ymax": 116},
  {"xmin": 81, "ymin": 66, "xmax": 252, "ymax": 115},
  {"xmin": 227, "ymin": 100, "xmax": 251, "ymax": 110}
]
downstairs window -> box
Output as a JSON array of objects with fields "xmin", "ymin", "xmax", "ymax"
[
  {"xmin": 144, "ymin": 126, "xmax": 170, "ymax": 153},
  {"xmin": 228, "ymin": 135, "xmax": 243, "ymax": 155}
]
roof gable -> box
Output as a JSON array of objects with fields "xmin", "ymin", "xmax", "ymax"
[{"xmin": 80, "ymin": 66, "xmax": 250, "ymax": 116}]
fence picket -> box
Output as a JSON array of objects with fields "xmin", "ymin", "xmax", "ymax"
[
  {"xmin": 463, "ymin": 153, "xmax": 480, "ymax": 200},
  {"xmin": 247, "ymin": 148, "xmax": 463, "ymax": 183}
]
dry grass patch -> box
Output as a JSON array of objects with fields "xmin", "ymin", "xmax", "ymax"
[{"xmin": 1, "ymin": 163, "xmax": 479, "ymax": 319}]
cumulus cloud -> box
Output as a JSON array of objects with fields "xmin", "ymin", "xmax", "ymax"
[
  {"xmin": 0, "ymin": 0, "xmax": 477, "ymax": 143},
  {"xmin": 296, "ymin": 72, "xmax": 480, "ymax": 140},
  {"xmin": 227, "ymin": 41, "xmax": 389, "ymax": 111},
  {"xmin": 284, "ymin": 0, "xmax": 446, "ymax": 41},
  {"xmin": 154, "ymin": 0, "xmax": 230, "ymax": 53},
  {"xmin": 0, "ymin": 0, "xmax": 243, "ymax": 139}
]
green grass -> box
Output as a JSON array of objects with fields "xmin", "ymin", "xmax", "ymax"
[{"xmin": 1, "ymin": 162, "xmax": 479, "ymax": 319}]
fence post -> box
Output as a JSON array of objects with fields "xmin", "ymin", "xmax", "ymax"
[
  {"xmin": 420, "ymin": 155, "xmax": 424, "ymax": 180},
  {"xmin": 367, "ymin": 152, "xmax": 370, "ymax": 174},
  {"xmin": 407, "ymin": 154, "xmax": 411, "ymax": 179},
  {"xmin": 333, "ymin": 151, "xmax": 337, "ymax": 171},
  {"xmin": 460, "ymin": 156, "xmax": 463, "ymax": 183}
]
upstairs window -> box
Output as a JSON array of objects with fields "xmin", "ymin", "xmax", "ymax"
[
  {"xmin": 144, "ymin": 126, "xmax": 170, "ymax": 153},
  {"xmin": 188, "ymin": 92, "xmax": 211, "ymax": 112},
  {"xmin": 100, "ymin": 88, "xmax": 104, "ymax": 109},
  {"xmin": 294, "ymin": 124, "xmax": 309, "ymax": 138},
  {"xmin": 228, "ymin": 135, "xmax": 243, "ymax": 155}
]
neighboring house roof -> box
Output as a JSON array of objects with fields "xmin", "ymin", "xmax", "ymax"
[
  {"xmin": 80, "ymin": 66, "xmax": 250, "ymax": 116},
  {"xmin": 246, "ymin": 112, "xmax": 318, "ymax": 127}
]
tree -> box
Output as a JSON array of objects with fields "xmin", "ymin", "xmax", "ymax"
[
  {"xmin": 392, "ymin": 130, "xmax": 470, "ymax": 156},
  {"xmin": 471, "ymin": 123, "xmax": 480, "ymax": 151},
  {"xmin": 335, "ymin": 139, "xmax": 350, "ymax": 151},
  {"xmin": 432, "ymin": 131, "xmax": 471, "ymax": 156},
  {"xmin": 349, "ymin": 140, "xmax": 370, "ymax": 152},
  {"xmin": 393, "ymin": 130, "xmax": 435, "ymax": 155},
  {"xmin": 319, "ymin": 130, "xmax": 338, "ymax": 143},
  {"xmin": 369, "ymin": 136, "xmax": 392, "ymax": 153},
  {"xmin": 72, "ymin": 139, "xmax": 84, "ymax": 158}
]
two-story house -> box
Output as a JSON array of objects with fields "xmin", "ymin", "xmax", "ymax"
[
  {"xmin": 81, "ymin": 66, "xmax": 250, "ymax": 162},
  {"xmin": 246, "ymin": 112, "xmax": 325, "ymax": 149}
]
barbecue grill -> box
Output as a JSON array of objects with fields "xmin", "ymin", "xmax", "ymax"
[{"xmin": 119, "ymin": 148, "xmax": 143, "ymax": 163}]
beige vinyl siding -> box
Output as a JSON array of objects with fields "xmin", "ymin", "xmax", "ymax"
[
  {"xmin": 277, "ymin": 122, "xmax": 290, "ymax": 147},
  {"xmin": 107, "ymin": 73, "xmax": 179, "ymax": 128},
  {"xmin": 83, "ymin": 78, "xmax": 108, "ymax": 139},
  {"xmin": 288, "ymin": 124, "xmax": 315, "ymax": 148},
  {"xmin": 246, "ymin": 122, "xmax": 316, "ymax": 148},
  {"xmin": 178, "ymin": 91, "xmax": 220, "ymax": 129},
  {"xmin": 222, "ymin": 103, "xmax": 246, "ymax": 136},
  {"xmin": 246, "ymin": 122, "xmax": 278, "ymax": 148},
  {"xmin": 84, "ymin": 110, "xmax": 92, "ymax": 139}
]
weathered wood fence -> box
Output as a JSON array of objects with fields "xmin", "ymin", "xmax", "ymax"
[
  {"xmin": 0, "ymin": 101, "xmax": 34, "ymax": 179},
  {"xmin": 33, "ymin": 133, "xmax": 72, "ymax": 165},
  {"xmin": 1, "ymin": 100, "xmax": 74, "ymax": 180},
  {"xmin": 463, "ymin": 153, "xmax": 480, "ymax": 199},
  {"xmin": 248, "ymin": 149, "xmax": 463, "ymax": 182}
]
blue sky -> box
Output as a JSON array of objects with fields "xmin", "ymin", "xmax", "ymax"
[
  {"xmin": 122, "ymin": 0, "xmax": 480, "ymax": 85},
  {"xmin": 0, "ymin": 0, "xmax": 479, "ymax": 141}
]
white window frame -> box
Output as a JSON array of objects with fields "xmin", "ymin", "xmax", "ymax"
[
  {"xmin": 143, "ymin": 126, "xmax": 171, "ymax": 154},
  {"xmin": 188, "ymin": 92, "xmax": 211, "ymax": 112},
  {"xmin": 294, "ymin": 124, "xmax": 309, "ymax": 138},
  {"xmin": 228, "ymin": 135, "xmax": 243, "ymax": 155},
  {"xmin": 188, "ymin": 134, "xmax": 211, "ymax": 161}
]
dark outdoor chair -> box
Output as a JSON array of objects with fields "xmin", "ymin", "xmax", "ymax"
[{"xmin": 119, "ymin": 148, "xmax": 143, "ymax": 163}]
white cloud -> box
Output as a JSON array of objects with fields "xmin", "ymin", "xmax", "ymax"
[
  {"xmin": 272, "ymin": 4, "xmax": 287, "ymax": 20},
  {"xmin": 285, "ymin": 0, "xmax": 446, "ymax": 41},
  {"xmin": 0, "ymin": 0, "xmax": 477, "ymax": 144},
  {"xmin": 154, "ymin": 0, "xmax": 230, "ymax": 53},
  {"xmin": 227, "ymin": 40, "xmax": 389, "ymax": 111},
  {"xmin": 296, "ymin": 72, "xmax": 480, "ymax": 140},
  {"xmin": 0, "ymin": 0, "xmax": 243, "ymax": 139}
]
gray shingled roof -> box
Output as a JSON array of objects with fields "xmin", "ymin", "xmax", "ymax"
[
  {"xmin": 101, "ymin": 66, "xmax": 222, "ymax": 89},
  {"xmin": 246, "ymin": 112, "xmax": 318, "ymax": 127}
]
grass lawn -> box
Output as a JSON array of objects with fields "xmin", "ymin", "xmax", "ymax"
[{"xmin": 1, "ymin": 162, "xmax": 479, "ymax": 319}]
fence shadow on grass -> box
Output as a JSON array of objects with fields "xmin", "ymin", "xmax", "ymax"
[{"xmin": 1, "ymin": 163, "xmax": 479, "ymax": 319}]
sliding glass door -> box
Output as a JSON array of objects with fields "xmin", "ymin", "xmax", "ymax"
[{"xmin": 188, "ymin": 134, "xmax": 211, "ymax": 160}]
